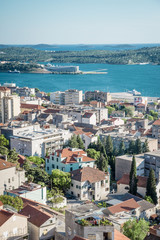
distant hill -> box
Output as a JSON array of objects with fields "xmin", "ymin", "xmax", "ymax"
[{"xmin": 0, "ymin": 46, "xmax": 160, "ymax": 65}]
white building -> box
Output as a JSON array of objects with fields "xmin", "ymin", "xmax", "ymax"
[
  {"xmin": 68, "ymin": 167, "xmax": 110, "ymax": 201},
  {"xmin": 0, "ymin": 157, "xmax": 26, "ymax": 195},
  {"xmin": 5, "ymin": 182, "xmax": 47, "ymax": 205},
  {"xmin": 0, "ymin": 87, "xmax": 20, "ymax": 123},
  {"xmin": 65, "ymin": 89, "xmax": 83, "ymax": 105},
  {"xmin": 10, "ymin": 125, "xmax": 72, "ymax": 157},
  {"xmin": 134, "ymin": 96, "xmax": 148, "ymax": 106},
  {"xmin": 82, "ymin": 112, "xmax": 96, "ymax": 125},
  {"xmin": 50, "ymin": 91, "xmax": 65, "ymax": 105}
]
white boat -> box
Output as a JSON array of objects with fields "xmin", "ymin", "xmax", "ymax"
[
  {"xmin": 128, "ymin": 89, "xmax": 141, "ymax": 96},
  {"xmin": 8, "ymin": 69, "xmax": 20, "ymax": 73}
]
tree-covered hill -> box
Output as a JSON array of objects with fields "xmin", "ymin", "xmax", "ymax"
[{"xmin": 0, "ymin": 46, "xmax": 160, "ymax": 64}]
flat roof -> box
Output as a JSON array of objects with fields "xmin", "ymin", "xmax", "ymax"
[
  {"xmin": 116, "ymin": 154, "xmax": 144, "ymax": 162},
  {"xmin": 145, "ymin": 150, "xmax": 160, "ymax": 157}
]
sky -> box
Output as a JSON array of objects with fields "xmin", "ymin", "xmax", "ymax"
[{"xmin": 0, "ymin": 0, "xmax": 160, "ymax": 44}]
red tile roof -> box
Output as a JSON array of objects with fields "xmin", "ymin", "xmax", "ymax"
[
  {"xmin": 72, "ymin": 236, "xmax": 88, "ymax": 240},
  {"xmin": 114, "ymin": 229, "xmax": 130, "ymax": 240},
  {"xmin": 21, "ymin": 103, "xmax": 45, "ymax": 110},
  {"xmin": 19, "ymin": 204, "xmax": 52, "ymax": 227},
  {"xmin": 153, "ymin": 120, "xmax": 160, "ymax": 126},
  {"xmin": 71, "ymin": 167, "xmax": 107, "ymax": 183},
  {"xmin": 0, "ymin": 210, "xmax": 14, "ymax": 226},
  {"xmin": 54, "ymin": 148, "xmax": 95, "ymax": 164},
  {"xmin": 0, "ymin": 159, "xmax": 16, "ymax": 170},
  {"xmin": 82, "ymin": 112, "xmax": 93, "ymax": 118},
  {"xmin": 117, "ymin": 174, "xmax": 148, "ymax": 188},
  {"xmin": 108, "ymin": 199, "xmax": 140, "ymax": 214},
  {"xmin": 0, "ymin": 87, "xmax": 10, "ymax": 92}
]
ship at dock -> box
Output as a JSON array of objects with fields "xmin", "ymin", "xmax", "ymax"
[{"xmin": 45, "ymin": 64, "xmax": 81, "ymax": 74}]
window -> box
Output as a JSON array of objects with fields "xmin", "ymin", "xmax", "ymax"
[
  {"xmin": 50, "ymin": 220, "xmax": 52, "ymax": 223},
  {"xmin": 70, "ymin": 167, "xmax": 73, "ymax": 171},
  {"xmin": 105, "ymin": 180, "xmax": 108, "ymax": 183},
  {"xmin": 12, "ymin": 177, "xmax": 14, "ymax": 182},
  {"xmin": 76, "ymin": 185, "xmax": 78, "ymax": 189},
  {"xmin": 79, "ymin": 186, "xmax": 81, "ymax": 189},
  {"xmin": 77, "ymin": 194, "xmax": 80, "ymax": 198},
  {"xmin": 57, "ymin": 158, "xmax": 58, "ymax": 162},
  {"xmin": 71, "ymin": 191, "xmax": 73, "ymax": 195},
  {"xmin": 57, "ymin": 166, "xmax": 59, "ymax": 169},
  {"xmin": 71, "ymin": 183, "xmax": 73, "ymax": 187},
  {"xmin": 52, "ymin": 164, "xmax": 55, "ymax": 168},
  {"xmin": 52, "ymin": 156, "xmax": 54, "ymax": 160},
  {"xmin": 47, "ymin": 159, "xmax": 49, "ymax": 163},
  {"xmin": 8, "ymin": 179, "xmax": 10, "ymax": 183},
  {"xmin": 47, "ymin": 167, "xmax": 49, "ymax": 171}
]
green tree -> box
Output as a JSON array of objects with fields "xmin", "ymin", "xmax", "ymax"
[
  {"xmin": 25, "ymin": 167, "xmax": 49, "ymax": 185},
  {"xmin": 77, "ymin": 135, "xmax": 85, "ymax": 150},
  {"xmin": 51, "ymin": 169, "xmax": 71, "ymax": 191},
  {"xmin": 27, "ymin": 174, "xmax": 34, "ymax": 183},
  {"xmin": 142, "ymin": 139, "xmax": 149, "ymax": 153},
  {"xmin": 128, "ymin": 140, "xmax": 135, "ymax": 154},
  {"xmin": 87, "ymin": 149, "xmax": 100, "ymax": 160},
  {"xmin": 96, "ymin": 136, "xmax": 103, "ymax": 151},
  {"xmin": 146, "ymin": 169, "xmax": 157, "ymax": 205},
  {"xmin": 0, "ymin": 134, "xmax": 9, "ymax": 147},
  {"xmin": 123, "ymin": 218, "xmax": 149, "ymax": 240},
  {"xmin": 129, "ymin": 155, "xmax": 138, "ymax": 195},
  {"xmin": 106, "ymin": 106, "xmax": 115, "ymax": 116},
  {"xmin": 150, "ymin": 110, "xmax": 158, "ymax": 120},
  {"xmin": 96, "ymin": 153, "xmax": 108, "ymax": 172},
  {"xmin": 145, "ymin": 114, "xmax": 153, "ymax": 121},
  {"xmin": 118, "ymin": 140, "xmax": 125, "ymax": 155},
  {"xmin": 105, "ymin": 136, "xmax": 113, "ymax": 156},
  {"xmin": 144, "ymin": 195, "xmax": 153, "ymax": 204},
  {"xmin": 135, "ymin": 138, "xmax": 142, "ymax": 154},
  {"xmin": 0, "ymin": 146, "xmax": 9, "ymax": 155},
  {"xmin": 109, "ymin": 155, "xmax": 115, "ymax": 180},
  {"xmin": 47, "ymin": 187, "xmax": 64, "ymax": 204},
  {"xmin": 0, "ymin": 195, "xmax": 23, "ymax": 211},
  {"xmin": 68, "ymin": 135, "xmax": 79, "ymax": 148},
  {"xmin": 124, "ymin": 106, "xmax": 135, "ymax": 117},
  {"xmin": 8, "ymin": 148, "xmax": 19, "ymax": 163},
  {"xmin": 27, "ymin": 156, "xmax": 45, "ymax": 166}
]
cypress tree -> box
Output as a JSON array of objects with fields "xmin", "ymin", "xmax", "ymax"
[
  {"xmin": 96, "ymin": 153, "xmax": 108, "ymax": 172},
  {"xmin": 142, "ymin": 139, "xmax": 149, "ymax": 153},
  {"xmin": 128, "ymin": 140, "xmax": 135, "ymax": 154},
  {"xmin": 77, "ymin": 135, "xmax": 85, "ymax": 150},
  {"xmin": 118, "ymin": 140, "xmax": 125, "ymax": 155},
  {"xmin": 129, "ymin": 155, "xmax": 138, "ymax": 195},
  {"xmin": 146, "ymin": 169, "xmax": 157, "ymax": 205},
  {"xmin": 135, "ymin": 138, "xmax": 142, "ymax": 154},
  {"xmin": 96, "ymin": 136, "xmax": 103, "ymax": 151},
  {"xmin": 105, "ymin": 135, "xmax": 113, "ymax": 156}
]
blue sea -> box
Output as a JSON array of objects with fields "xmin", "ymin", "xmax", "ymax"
[{"xmin": 0, "ymin": 44, "xmax": 160, "ymax": 97}]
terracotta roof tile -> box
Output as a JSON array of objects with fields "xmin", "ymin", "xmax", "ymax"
[
  {"xmin": 82, "ymin": 112, "xmax": 93, "ymax": 118},
  {"xmin": 19, "ymin": 204, "xmax": 52, "ymax": 227},
  {"xmin": 108, "ymin": 198, "xmax": 140, "ymax": 214},
  {"xmin": 114, "ymin": 229, "xmax": 130, "ymax": 240},
  {"xmin": 21, "ymin": 103, "xmax": 45, "ymax": 110},
  {"xmin": 0, "ymin": 159, "xmax": 16, "ymax": 170},
  {"xmin": 153, "ymin": 120, "xmax": 160, "ymax": 126},
  {"xmin": 54, "ymin": 148, "xmax": 95, "ymax": 164},
  {"xmin": 71, "ymin": 167, "xmax": 106, "ymax": 183},
  {"xmin": 117, "ymin": 174, "xmax": 148, "ymax": 188},
  {"xmin": 0, "ymin": 210, "xmax": 14, "ymax": 226},
  {"xmin": 72, "ymin": 236, "xmax": 88, "ymax": 240}
]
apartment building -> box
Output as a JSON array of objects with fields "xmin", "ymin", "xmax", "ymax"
[
  {"xmin": 85, "ymin": 90, "xmax": 111, "ymax": 104},
  {"xmin": 0, "ymin": 157, "xmax": 25, "ymax": 195},
  {"xmin": 65, "ymin": 89, "xmax": 83, "ymax": 105},
  {"xmin": 45, "ymin": 148, "xmax": 96, "ymax": 174},
  {"xmin": 10, "ymin": 125, "xmax": 72, "ymax": 157},
  {"xmin": 50, "ymin": 91, "xmax": 65, "ymax": 105},
  {"xmin": 0, "ymin": 87, "xmax": 20, "ymax": 123},
  {"xmin": 68, "ymin": 167, "xmax": 110, "ymax": 200}
]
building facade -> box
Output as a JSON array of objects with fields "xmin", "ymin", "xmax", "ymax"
[
  {"xmin": 85, "ymin": 91, "xmax": 111, "ymax": 104},
  {"xmin": 45, "ymin": 148, "xmax": 96, "ymax": 174},
  {"xmin": 65, "ymin": 89, "xmax": 83, "ymax": 105}
]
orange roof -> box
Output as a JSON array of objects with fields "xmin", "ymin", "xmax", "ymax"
[
  {"xmin": 54, "ymin": 148, "xmax": 95, "ymax": 164},
  {"xmin": 21, "ymin": 103, "xmax": 45, "ymax": 110},
  {"xmin": 0, "ymin": 159, "xmax": 16, "ymax": 170},
  {"xmin": 117, "ymin": 174, "xmax": 148, "ymax": 188},
  {"xmin": 71, "ymin": 167, "xmax": 107, "ymax": 183},
  {"xmin": 19, "ymin": 204, "xmax": 52, "ymax": 227},
  {"xmin": 114, "ymin": 229, "xmax": 130, "ymax": 240},
  {"xmin": 153, "ymin": 120, "xmax": 160, "ymax": 126},
  {"xmin": 108, "ymin": 198, "xmax": 140, "ymax": 214},
  {"xmin": 72, "ymin": 236, "xmax": 88, "ymax": 240}
]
